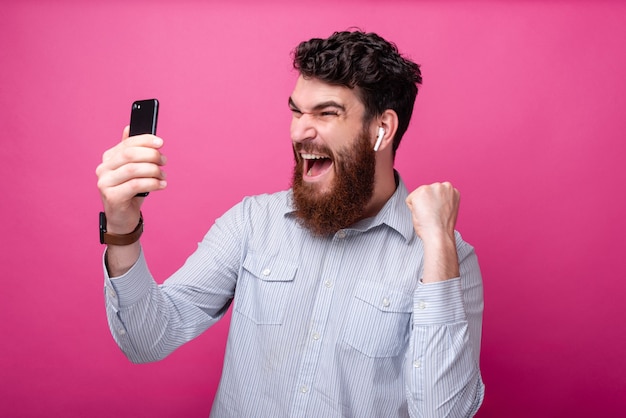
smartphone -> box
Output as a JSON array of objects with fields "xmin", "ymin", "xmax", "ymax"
[
  {"xmin": 129, "ymin": 99, "xmax": 159, "ymax": 196},
  {"xmin": 130, "ymin": 99, "xmax": 159, "ymax": 136}
]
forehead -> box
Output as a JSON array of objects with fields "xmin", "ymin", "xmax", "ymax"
[{"xmin": 290, "ymin": 75, "xmax": 364, "ymax": 113}]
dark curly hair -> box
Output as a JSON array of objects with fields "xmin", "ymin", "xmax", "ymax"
[{"xmin": 292, "ymin": 30, "xmax": 422, "ymax": 155}]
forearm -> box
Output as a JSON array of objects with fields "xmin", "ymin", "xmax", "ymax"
[
  {"xmin": 105, "ymin": 241, "xmax": 141, "ymax": 277},
  {"xmin": 104, "ymin": 250, "xmax": 176, "ymax": 363},
  {"xmin": 407, "ymin": 280, "xmax": 483, "ymax": 417},
  {"xmin": 406, "ymin": 237, "xmax": 485, "ymax": 417},
  {"xmin": 406, "ymin": 180, "xmax": 460, "ymax": 285},
  {"xmin": 105, "ymin": 251, "xmax": 217, "ymax": 363},
  {"xmin": 420, "ymin": 231, "xmax": 459, "ymax": 284},
  {"xmin": 103, "ymin": 207, "xmax": 244, "ymax": 363}
]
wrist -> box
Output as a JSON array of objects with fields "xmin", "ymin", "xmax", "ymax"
[
  {"xmin": 99, "ymin": 212, "xmax": 144, "ymax": 245},
  {"xmin": 420, "ymin": 229, "xmax": 456, "ymax": 250},
  {"xmin": 101, "ymin": 209, "xmax": 141, "ymax": 234},
  {"xmin": 420, "ymin": 231, "xmax": 459, "ymax": 283}
]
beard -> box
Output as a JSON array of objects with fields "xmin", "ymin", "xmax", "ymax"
[{"xmin": 291, "ymin": 128, "xmax": 376, "ymax": 237}]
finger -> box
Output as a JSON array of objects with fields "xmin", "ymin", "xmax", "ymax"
[
  {"xmin": 97, "ymin": 152, "xmax": 165, "ymax": 182},
  {"xmin": 405, "ymin": 185, "xmax": 429, "ymax": 207},
  {"xmin": 104, "ymin": 133, "xmax": 164, "ymax": 162},
  {"xmin": 98, "ymin": 163, "xmax": 167, "ymax": 199},
  {"xmin": 423, "ymin": 182, "xmax": 459, "ymax": 201},
  {"xmin": 101, "ymin": 145, "xmax": 166, "ymax": 174},
  {"xmin": 100, "ymin": 176, "xmax": 168, "ymax": 204},
  {"xmin": 123, "ymin": 133, "xmax": 164, "ymax": 149},
  {"xmin": 122, "ymin": 125, "xmax": 130, "ymax": 141},
  {"xmin": 101, "ymin": 161, "xmax": 166, "ymax": 187},
  {"xmin": 119, "ymin": 146, "xmax": 166, "ymax": 166}
]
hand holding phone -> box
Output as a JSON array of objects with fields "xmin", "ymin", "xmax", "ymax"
[{"xmin": 129, "ymin": 99, "xmax": 159, "ymax": 196}]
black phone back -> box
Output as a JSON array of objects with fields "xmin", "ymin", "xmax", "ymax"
[{"xmin": 129, "ymin": 99, "xmax": 159, "ymax": 137}]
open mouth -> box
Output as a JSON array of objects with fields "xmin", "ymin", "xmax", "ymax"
[{"xmin": 301, "ymin": 153, "xmax": 333, "ymax": 180}]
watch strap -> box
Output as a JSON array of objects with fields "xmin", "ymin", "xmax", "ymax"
[{"xmin": 99, "ymin": 212, "xmax": 143, "ymax": 245}]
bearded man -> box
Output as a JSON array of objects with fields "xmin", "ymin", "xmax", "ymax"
[{"xmin": 96, "ymin": 30, "xmax": 485, "ymax": 417}]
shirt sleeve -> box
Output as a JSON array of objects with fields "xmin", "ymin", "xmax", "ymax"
[
  {"xmin": 103, "ymin": 201, "xmax": 246, "ymax": 363},
  {"xmin": 406, "ymin": 233, "xmax": 485, "ymax": 417}
]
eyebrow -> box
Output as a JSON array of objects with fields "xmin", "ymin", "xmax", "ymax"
[{"xmin": 288, "ymin": 97, "xmax": 346, "ymax": 113}]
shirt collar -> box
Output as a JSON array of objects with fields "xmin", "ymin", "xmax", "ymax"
[{"xmin": 361, "ymin": 172, "xmax": 415, "ymax": 243}]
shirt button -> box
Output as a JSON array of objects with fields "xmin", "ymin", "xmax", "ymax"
[
  {"xmin": 413, "ymin": 360, "xmax": 421, "ymax": 368},
  {"xmin": 336, "ymin": 230, "xmax": 346, "ymax": 239},
  {"xmin": 324, "ymin": 280, "xmax": 333, "ymax": 288},
  {"xmin": 417, "ymin": 301, "xmax": 427, "ymax": 310},
  {"xmin": 312, "ymin": 332, "xmax": 320, "ymax": 341},
  {"xmin": 382, "ymin": 297, "xmax": 390, "ymax": 308},
  {"xmin": 118, "ymin": 329, "xmax": 126, "ymax": 336},
  {"xmin": 262, "ymin": 268, "xmax": 271, "ymax": 277},
  {"xmin": 300, "ymin": 385, "xmax": 308, "ymax": 393}
]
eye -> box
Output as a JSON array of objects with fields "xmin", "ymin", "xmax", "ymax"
[
  {"xmin": 290, "ymin": 108, "xmax": 303, "ymax": 118},
  {"xmin": 315, "ymin": 109, "xmax": 341, "ymax": 119}
]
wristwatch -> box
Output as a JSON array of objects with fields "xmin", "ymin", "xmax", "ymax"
[{"xmin": 99, "ymin": 212, "xmax": 143, "ymax": 245}]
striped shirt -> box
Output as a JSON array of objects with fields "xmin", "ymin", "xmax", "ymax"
[{"xmin": 104, "ymin": 175, "xmax": 485, "ymax": 417}]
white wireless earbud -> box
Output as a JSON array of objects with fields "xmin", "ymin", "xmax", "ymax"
[{"xmin": 374, "ymin": 127, "xmax": 385, "ymax": 151}]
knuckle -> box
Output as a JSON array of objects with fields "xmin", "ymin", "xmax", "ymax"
[
  {"xmin": 120, "ymin": 164, "xmax": 137, "ymax": 178},
  {"xmin": 99, "ymin": 186, "xmax": 115, "ymax": 203},
  {"xmin": 128, "ymin": 179, "xmax": 142, "ymax": 193},
  {"xmin": 121, "ymin": 146, "xmax": 135, "ymax": 161},
  {"xmin": 123, "ymin": 163, "xmax": 139, "ymax": 177},
  {"xmin": 149, "ymin": 149, "xmax": 161, "ymax": 163}
]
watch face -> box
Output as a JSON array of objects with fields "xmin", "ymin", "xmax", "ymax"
[{"xmin": 99, "ymin": 212, "xmax": 107, "ymax": 244}]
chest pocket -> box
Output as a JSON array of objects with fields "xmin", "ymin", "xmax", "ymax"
[
  {"xmin": 342, "ymin": 281, "xmax": 413, "ymax": 358},
  {"xmin": 235, "ymin": 254, "xmax": 297, "ymax": 325}
]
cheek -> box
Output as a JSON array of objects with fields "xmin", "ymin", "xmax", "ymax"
[{"xmin": 330, "ymin": 130, "xmax": 358, "ymax": 158}]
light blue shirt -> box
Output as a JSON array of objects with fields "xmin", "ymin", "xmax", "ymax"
[{"xmin": 104, "ymin": 175, "xmax": 485, "ymax": 417}]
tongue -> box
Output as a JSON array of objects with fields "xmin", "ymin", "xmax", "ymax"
[{"xmin": 310, "ymin": 158, "xmax": 332, "ymax": 176}]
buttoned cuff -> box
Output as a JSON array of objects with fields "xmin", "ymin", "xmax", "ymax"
[{"xmin": 413, "ymin": 277, "xmax": 466, "ymax": 325}]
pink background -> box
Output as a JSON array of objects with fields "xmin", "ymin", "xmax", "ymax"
[{"xmin": 2, "ymin": 1, "xmax": 625, "ymax": 417}]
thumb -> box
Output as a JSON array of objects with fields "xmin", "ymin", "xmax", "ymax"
[{"xmin": 121, "ymin": 125, "xmax": 130, "ymax": 141}]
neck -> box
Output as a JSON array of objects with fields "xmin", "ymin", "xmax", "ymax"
[{"xmin": 362, "ymin": 164, "xmax": 397, "ymax": 219}]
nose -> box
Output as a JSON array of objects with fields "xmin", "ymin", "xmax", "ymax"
[{"xmin": 290, "ymin": 113, "xmax": 317, "ymax": 144}]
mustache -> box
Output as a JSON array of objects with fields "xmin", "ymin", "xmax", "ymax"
[{"xmin": 293, "ymin": 142, "xmax": 334, "ymax": 158}]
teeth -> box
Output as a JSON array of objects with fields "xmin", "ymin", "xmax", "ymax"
[{"xmin": 301, "ymin": 153, "xmax": 326, "ymax": 160}]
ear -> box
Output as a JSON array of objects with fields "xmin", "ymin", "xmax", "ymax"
[{"xmin": 374, "ymin": 109, "xmax": 398, "ymax": 152}]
